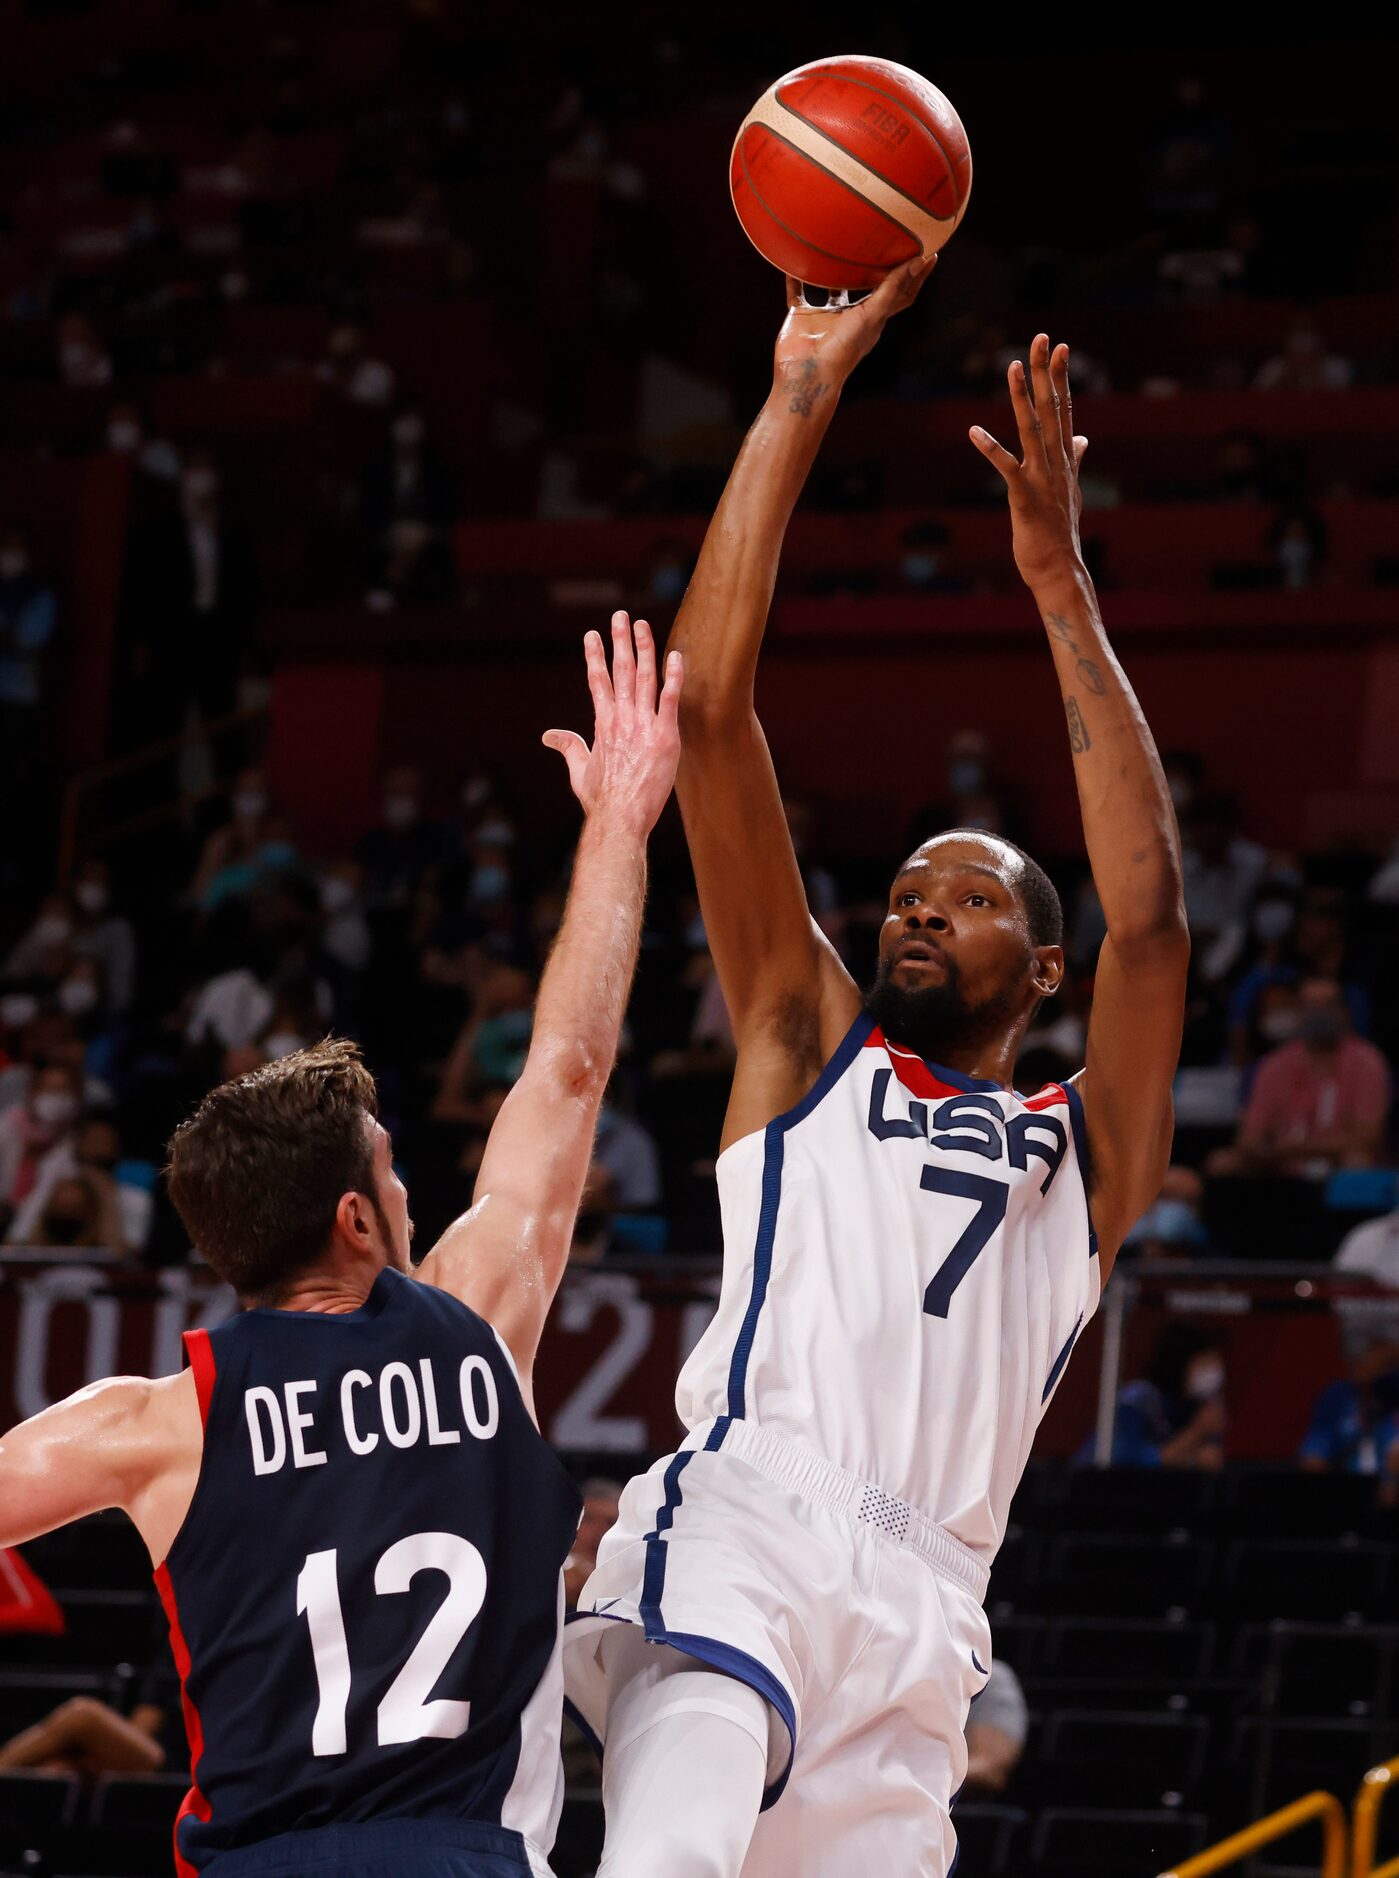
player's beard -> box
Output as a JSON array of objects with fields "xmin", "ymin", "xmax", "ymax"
[{"xmin": 864, "ymin": 952, "xmax": 1019, "ymax": 1063}]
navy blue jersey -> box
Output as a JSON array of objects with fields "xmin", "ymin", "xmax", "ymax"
[{"xmin": 155, "ymin": 1268, "xmax": 581, "ymax": 1876}]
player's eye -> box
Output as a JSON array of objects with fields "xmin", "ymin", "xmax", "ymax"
[
  {"xmin": 897, "ymin": 892, "xmax": 919, "ymax": 908},
  {"xmin": 965, "ymin": 894, "xmax": 989, "ymax": 908}
]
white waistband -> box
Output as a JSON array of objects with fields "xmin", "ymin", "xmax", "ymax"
[{"xmin": 716, "ymin": 1420, "xmax": 991, "ymax": 1605}]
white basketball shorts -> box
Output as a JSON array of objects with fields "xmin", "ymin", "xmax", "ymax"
[{"xmin": 564, "ymin": 1418, "xmax": 993, "ymax": 1876}]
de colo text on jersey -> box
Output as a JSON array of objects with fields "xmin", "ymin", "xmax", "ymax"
[{"xmin": 242, "ymin": 1353, "xmax": 502, "ymax": 1476}]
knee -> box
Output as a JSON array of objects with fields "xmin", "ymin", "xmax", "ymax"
[{"xmin": 57, "ymin": 1696, "xmax": 103, "ymax": 1728}]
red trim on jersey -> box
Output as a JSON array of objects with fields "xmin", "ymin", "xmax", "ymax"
[
  {"xmin": 1023, "ymin": 1083, "xmax": 1069, "ymax": 1111},
  {"xmin": 865, "ymin": 1026, "xmax": 963, "ymax": 1101},
  {"xmin": 154, "ymin": 1561, "xmax": 212, "ymax": 1878},
  {"xmin": 184, "ymin": 1328, "xmax": 216, "ymax": 1429}
]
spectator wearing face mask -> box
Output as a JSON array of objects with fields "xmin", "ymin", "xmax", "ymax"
[
  {"xmin": 54, "ymin": 311, "xmax": 111, "ymax": 388},
  {"xmin": 1268, "ymin": 504, "xmax": 1329, "ymax": 591},
  {"xmin": 897, "ymin": 518, "xmax": 964, "ymax": 596},
  {"xmin": 0, "ymin": 526, "xmax": 58, "ymax": 807},
  {"xmin": 1181, "ymin": 792, "xmax": 1268, "ymax": 952},
  {"xmin": 7, "ymin": 1117, "xmax": 153, "ymax": 1253},
  {"xmin": 1255, "ymin": 317, "xmax": 1353, "ymax": 393},
  {"xmin": 355, "ymin": 766, "xmax": 450, "ymax": 904},
  {"xmin": 318, "ymin": 861, "xmax": 373, "ymax": 975},
  {"xmin": 23, "ymin": 1169, "xmax": 121, "ymax": 1251},
  {"xmin": 316, "ymin": 320, "xmax": 396, "ymax": 408},
  {"xmin": 1081, "ymin": 1324, "xmax": 1228, "ymax": 1470},
  {"xmin": 103, "ymin": 399, "xmax": 181, "ymax": 491},
  {"xmin": 69, "ymin": 858, "xmax": 136, "ymax": 1013},
  {"xmin": 4, "ymin": 894, "xmax": 75, "ymax": 990},
  {"xmin": 1300, "ymin": 1332, "xmax": 1399, "ymax": 1475},
  {"xmin": 1121, "ymin": 1165, "xmax": 1210, "ymax": 1261},
  {"xmin": 359, "ymin": 406, "xmax": 458, "ymax": 608},
  {"xmin": 191, "ymin": 771, "xmax": 290, "ymax": 909},
  {"xmin": 0, "ymin": 1061, "xmax": 82, "ymax": 1226},
  {"xmin": 1211, "ymin": 976, "xmax": 1393, "ymax": 1178},
  {"xmin": 904, "ymin": 728, "xmax": 1023, "ymax": 854},
  {"xmin": 433, "ymin": 965, "xmax": 536, "ymax": 1125}
]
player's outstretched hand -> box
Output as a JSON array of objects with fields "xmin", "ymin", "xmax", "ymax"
[
  {"xmin": 542, "ymin": 612, "xmax": 683, "ymax": 837},
  {"xmin": 970, "ymin": 333, "xmax": 1088, "ymax": 593},
  {"xmin": 772, "ymin": 255, "xmax": 934, "ymax": 408}
]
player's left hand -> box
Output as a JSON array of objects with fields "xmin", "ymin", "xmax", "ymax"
[
  {"xmin": 542, "ymin": 612, "xmax": 683, "ymax": 837},
  {"xmin": 772, "ymin": 254, "xmax": 933, "ymax": 401},
  {"xmin": 970, "ymin": 333, "xmax": 1088, "ymax": 593}
]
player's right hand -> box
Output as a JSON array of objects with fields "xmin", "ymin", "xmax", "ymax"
[
  {"xmin": 542, "ymin": 612, "xmax": 683, "ymax": 838},
  {"xmin": 772, "ymin": 254, "xmax": 932, "ymax": 402}
]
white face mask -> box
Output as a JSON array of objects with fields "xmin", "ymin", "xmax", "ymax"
[
  {"xmin": 1259, "ymin": 1009, "xmax": 1299, "ymax": 1045},
  {"xmin": 31, "ymin": 914, "xmax": 73, "ymax": 950},
  {"xmin": 1185, "ymin": 1357, "xmax": 1226, "ymax": 1402},
  {"xmin": 320, "ymin": 876, "xmax": 356, "ymax": 914},
  {"xmin": 0, "ymin": 551, "xmax": 29, "ymax": 580},
  {"xmin": 32, "ymin": 1090, "xmax": 78, "ymax": 1129},
  {"xmin": 234, "ymin": 790, "xmax": 268, "ymax": 823},
  {"xmin": 75, "ymin": 880, "xmax": 109, "ymax": 915},
  {"xmin": 58, "ymin": 978, "xmax": 100, "ymax": 1016},
  {"xmin": 383, "ymin": 793, "xmax": 419, "ymax": 830},
  {"xmin": 1, "ymin": 994, "xmax": 38, "ymax": 1030}
]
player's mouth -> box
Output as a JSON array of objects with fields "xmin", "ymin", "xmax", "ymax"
[{"xmin": 893, "ymin": 939, "xmax": 948, "ymax": 972}]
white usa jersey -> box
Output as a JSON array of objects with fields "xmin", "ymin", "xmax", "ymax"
[{"xmin": 676, "ymin": 1011, "xmax": 1100, "ymax": 1560}]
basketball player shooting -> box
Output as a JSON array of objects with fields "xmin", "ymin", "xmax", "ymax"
[
  {"xmin": 0, "ymin": 618, "xmax": 681, "ymax": 1878},
  {"xmin": 563, "ymin": 270, "xmax": 1190, "ymax": 1875}
]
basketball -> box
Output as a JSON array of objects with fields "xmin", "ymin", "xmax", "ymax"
[{"xmin": 730, "ymin": 55, "xmax": 972, "ymax": 290}]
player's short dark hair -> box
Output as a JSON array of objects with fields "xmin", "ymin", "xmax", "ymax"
[
  {"xmin": 166, "ymin": 1038, "xmax": 381, "ymax": 1302},
  {"xmin": 919, "ymin": 830, "xmax": 1065, "ymax": 951}
]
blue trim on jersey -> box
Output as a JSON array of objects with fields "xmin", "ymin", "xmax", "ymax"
[
  {"xmin": 657, "ymin": 1629, "xmax": 797, "ymax": 1809},
  {"xmin": 914, "ymin": 1056, "xmax": 1003, "ymax": 1094},
  {"xmin": 725, "ymin": 1012, "xmax": 876, "ymax": 1422},
  {"xmin": 1061, "ymin": 1080, "xmax": 1099, "ymax": 1258},
  {"xmin": 1042, "ymin": 1311, "xmax": 1085, "ymax": 1404},
  {"xmin": 562, "ymin": 1694, "xmax": 604, "ymax": 1764},
  {"xmin": 640, "ymin": 1451, "xmax": 695, "ymax": 1640}
]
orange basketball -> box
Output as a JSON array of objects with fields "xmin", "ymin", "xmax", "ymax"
[{"xmin": 730, "ymin": 55, "xmax": 972, "ymax": 291}]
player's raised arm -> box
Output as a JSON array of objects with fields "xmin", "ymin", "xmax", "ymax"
[
  {"xmin": 416, "ymin": 615, "xmax": 681, "ymax": 1383},
  {"xmin": 971, "ymin": 335, "xmax": 1190, "ymax": 1273},
  {"xmin": 672, "ymin": 262, "xmax": 929, "ymax": 1142}
]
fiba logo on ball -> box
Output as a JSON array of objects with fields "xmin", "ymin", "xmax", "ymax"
[
  {"xmin": 858, "ymin": 101, "xmax": 911, "ymax": 149},
  {"xmin": 730, "ymin": 53, "xmax": 972, "ymax": 289}
]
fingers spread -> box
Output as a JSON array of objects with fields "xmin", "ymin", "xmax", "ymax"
[
  {"xmin": 584, "ymin": 628, "xmax": 614, "ymax": 729},
  {"xmin": 1008, "ymin": 360, "xmax": 1043, "ymax": 464},
  {"xmin": 632, "ymin": 617, "xmax": 657, "ymax": 716},
  {"xmin": 610, "ymin": 609, "xmax": 636, "ymax": 711},
  {"xmin": 658, "ymin": 649, "xmax": 684, "ymax": 730},
  {"xmin": 1028, "ymin": 332, "xmax": 1058, "ymax": 447},
  {"xmin": 1050, "ymin": 342, "xmax": 1075, "ymax": 459},
  {"xmin": 969, "ymin": 425, "xmax": 1018, "ymax": 482}
]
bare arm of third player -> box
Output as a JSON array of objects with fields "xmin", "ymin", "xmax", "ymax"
[
  {"xmin": 416, "ymin": 614, "xmax": 682, "ymax": 1389},
  {"xmin": 971, "ymin": 336, "xmax": 1189, "ymax": 1271},
  {"xmin": 670, "ymin": 261, "xmax": 931, "ymax": 1150}
]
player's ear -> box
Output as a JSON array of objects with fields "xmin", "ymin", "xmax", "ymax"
[
  {"xmin": 333, "ymin": 1188, "xmax": 377, "ymax": 1251},
  {"xmin": 1030, "ymin": 945, "xmax": 1064, "ymax": 1001}
]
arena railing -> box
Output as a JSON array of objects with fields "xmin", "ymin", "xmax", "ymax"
[
  {"xmin": 1353, "ymin": 1754, "xmax": 1399, "ymax": 1875},
  {"xmin": 1158, "ymin": 1788, "xmax": 1348, "ymax": 1877},
  {"xmin": 57, "ymin": 702, "xmax": 267, "ymax": 883}
]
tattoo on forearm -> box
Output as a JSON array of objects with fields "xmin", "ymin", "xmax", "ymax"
[
  {"xmin": 1075, "ymin": 657, "xmax": 1107, "ymax": 695},
  {"xmin": 785, "ymin": 358, "xmax": 828, "ymax": 418},
  {"xmin": 1046, "ymin": 612, "xmax": 1079, "ymax": 649},
  {"xmin": 1065, "ymin": 695, "xmax": 1091, "ymax": 754}
]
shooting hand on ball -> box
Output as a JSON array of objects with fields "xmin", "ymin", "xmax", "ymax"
[
  {"xmin": 773, "ymin": 255, "xmax": 932, "ymax": 411},
  {"xmin": 970, "ymin": 333, "xmax": 1089, "ymax": 593}
]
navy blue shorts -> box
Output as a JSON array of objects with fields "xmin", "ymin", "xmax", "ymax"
[{"xmin": 205, "ymin": 1818, "xmax": 535, "ymax": 1877}]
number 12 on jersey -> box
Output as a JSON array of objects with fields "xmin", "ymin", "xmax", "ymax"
[
  {"xmin": 920, "ymin": 1166, "xmax": 1008, "ymax": 1318},
  {"xmin": 296, "ymin": 1531, "xmax": 487, "ymax": 1755}
]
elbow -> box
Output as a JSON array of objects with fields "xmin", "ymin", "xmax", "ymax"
[
  {"xmin": 678, "ymin": 681, "xmax": 752, "ymax": 741},
  {"xmin": 1107, "ymin": 900, "xmax": 1191, "ymax": 964}
]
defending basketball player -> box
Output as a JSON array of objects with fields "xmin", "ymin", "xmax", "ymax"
[
  {"xmin": 563, "ymin": 270, "xmax": 1190, "ymax": 1875},
  {"xmin": 0, "ymin": 618, "xmax": 681, "ymax": 1878}
]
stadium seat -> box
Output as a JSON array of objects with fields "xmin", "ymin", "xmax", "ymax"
[
  {"xmin": 1223, "ymin": 1468, "xmax": 1383, "ymax": 1539},
  {"xmin": 1043, "ymin": 1533, "xmax": 1214, "ymax": 1617},
  {"xmin": 90, "ymin": 1771, "xmax": 190, "ymax": 1828},
  {"xmin": 1048, "ymin": 1466, "xmax": 1219, "ymax": 1536},
  {"xmin": 950, "ymin": 1802, "xmax": 1027, "ymax": 1876},
  {"xmin": 1042, "ymin": 1616, "xmax": 1217, "ymax": 1682},
  {"xmin": 1244, "ymin": 1620, "xmax": 1398, "ymax": 1718},
  {"xmin": 0, "ymin": 1668, "xmax": 116, "ymax": 1736},
  {"xmin": 1030, "ymin": 1709, "xmax": 1210, "ymax": 1810},
  {"xmin": 1220, "ymin": 1717, "xmax": 1383, "ymax": 1830},
  {"xmin": 1221, "ymin": 1539, "xmax": 1392, "ymax": 1620},
  {"xmin": 0, "ymin": 1768, "xmax": 80, "ymax": 1830},
  {"xmin": 2, "ymin": 1589, "xmax": 161, "ymax": 1670},
  {"xmin": 984, "ymin": 1524, "xmax": 1041, "ymax": 1612},
  {"xmin": 985, "ymin": 1612, "xmax": 1045, "ymax": 1676},
  {"xmin": 1030, "ymin": 1806, "xmax": 1208, "ymax": 1877}
]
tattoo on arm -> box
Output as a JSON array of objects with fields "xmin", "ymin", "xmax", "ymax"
[
  {"xmin": 1075, "ymin": 657, "xmax": 1107, "ymax": 695},
  {"xmin": 785, "ymin": 358, "xmax": 827, "ymax": 418},
  {"xmin": 1045, "ymin": 612, "xmax": 1079, "ymax": 649},
  {"xmin": 1065, "ymin": 695, "xmax": 1091, "ymax": 754}
]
